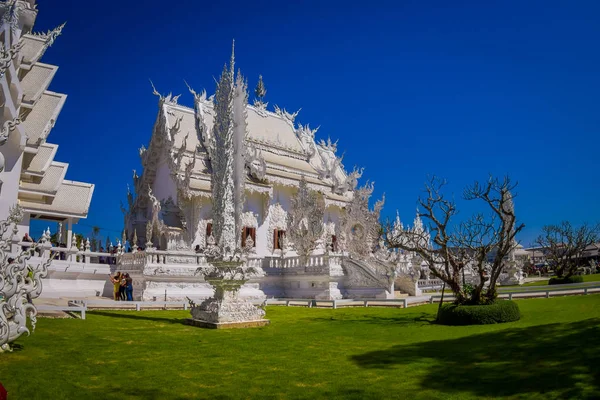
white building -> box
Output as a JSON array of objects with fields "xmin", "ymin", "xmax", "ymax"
[
  {"xmin": 0, "ymin": 1, "xmax": 96, "ymax": 298},
  {"xmin": 0, "ymin": 1, "xmax": 94, "ymax": 245},
  {"xmin": 119, "ymin": 48, "xmax": 395, "ymax": 301}
]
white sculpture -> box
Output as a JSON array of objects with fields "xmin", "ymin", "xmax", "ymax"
[
  {"xmin": 186, "ymin": 43, "xmax": 267, "ymax": 328},
  {"xmin": 0, "ymin": 206, "xmax": 53, "ymax": 352},
  {"xmin": 287, "ymin": 177, "xmax": 325, "ymax": 262}
]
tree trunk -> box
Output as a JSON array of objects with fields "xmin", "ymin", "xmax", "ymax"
[{"xmin": 436, "ymin": 282, "xmax": 446, "ymax": 322}]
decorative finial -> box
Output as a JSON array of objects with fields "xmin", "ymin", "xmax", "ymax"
[
  {"xmin": 44, "ymin": 22, "xmax": 67, "ymax": 48},
  {"xmin": 149, "ymin": 79, "xmax": 162, "ymax": 100},
  {"xmin": 255, "ymin": 75, "xmax": 266, "ymax": 101}
]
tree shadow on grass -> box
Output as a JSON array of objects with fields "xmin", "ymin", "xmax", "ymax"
[
  {"xmin": 351, "ymin": 318, "xmax": 600, "ymax": 399},
  {"xmin": 311, "ymin": 312, "xmax": 436, "ymax": 326},
  {"xmin": 87, "ymin": 310, "xmax": 187, "ymax": 325}
]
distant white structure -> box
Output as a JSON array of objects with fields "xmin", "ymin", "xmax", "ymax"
[{"xmin": 0, "ymin": 1, "xmax": 94, "ymax": 248}]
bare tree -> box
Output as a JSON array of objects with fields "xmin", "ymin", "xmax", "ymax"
[
  {"xmin": 535, "ymin": 221, "xmax": 600, "ymax": 278},
  {"xmin": 287, "ymin": 177, "xmax": 325, "ymax": 262},
  {"xmin": 385, "ymin": 176, "xmax": 524, "ymax": 305}
]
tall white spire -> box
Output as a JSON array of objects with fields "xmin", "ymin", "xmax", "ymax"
[{"xmin": 230, "ymin": 39, "xmax": 235, "ymax": 80}]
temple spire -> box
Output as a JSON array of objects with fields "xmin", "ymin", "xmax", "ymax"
[{"xmin": 230, "ymin": 39, "xmax": 235, "ymax": 80}]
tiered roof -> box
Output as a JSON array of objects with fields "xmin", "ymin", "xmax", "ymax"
[
  {"xmin": 156, "ymin": 98, "xmax": 354, "ymax": 205},
  {"xmin": 0, "ymin": 3, "xmax": 95, "ymax": 221}
]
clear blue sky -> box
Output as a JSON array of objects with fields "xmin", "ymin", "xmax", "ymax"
[{"xmin": 31, "ymin": 0, "xmax": 600, "ymax": 246}]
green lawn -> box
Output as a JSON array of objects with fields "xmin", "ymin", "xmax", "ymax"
[
  {"xmin": 1, "ymin": 295, "xmax": 599, "ymax": 400},
  {"xmin": 512, "ymin": 273, "xmax": 600, "ymax": 287}
]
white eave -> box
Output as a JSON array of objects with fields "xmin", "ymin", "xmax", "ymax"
[
  {"xmin": 19, "ymin": 180, "xmax": 95, "ymax": 219},
  {"xmin": 20, "ymin": 62, "xmax": 58, "ymax": 105},
  {"xmin": 20, "ymin": 33, "xmax": 48, "ymax": 66},
  {"xmin": 22, "ymin": 142, "xmax": 58, "ymax": 174},
  {"xmin": 19, "ymin": 161, "xmax": 68, "ymax": 194},
  {"xmin": 21, "ymin": 90, "xmax": 67, "ymax": 146}
]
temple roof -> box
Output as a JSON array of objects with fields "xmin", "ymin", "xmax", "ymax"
[
  {"xmin": 20, "ymin": 34, "xmax": 47, "ymax": 66},
  {"xmin": 19, "ymin": 180, "xmax": 95, "ymax": 218},
  {"xmin": 245, "ymin": 106, "xmax": 306, "ymax": 154},
  {"xmin": 20, "ymin": 161, "xmax": 67, "ymax": 194},
  {"xmin": 163, "ymin": 102, "xmax": 326, "ymax": 186},
  {"xmin": 21, "ymin": 91, "xmax": 66, "ymax": 146},
  {"xmin": 20, "ymin": 62, "xmax": 58, "ymax": 104},
  {"xmin": 261, "ymin": 151, "xmax": 318, "ymax": 176},
  {"xmin": 22, "ymin": 142, "xmax": 57, "ymax": 173},
  {"xmin": 164, "ymin": 102, "xmax": 307, "ymax": 155}
]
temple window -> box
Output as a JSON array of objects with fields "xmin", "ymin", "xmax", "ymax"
[
  {"xmin": 242, "ymin": 227, "xmax": 256, "ymax": 247},
  {"xmin": 331, "ymin": 235, "xmax": 337, "ymax": 252},
  {"xmin": 205, "ymin": 223, "xmax": 212, "ymax": 245},
  {"xmin": 273, "ymin": 229, "xmax": 286, "ymax": 250}
]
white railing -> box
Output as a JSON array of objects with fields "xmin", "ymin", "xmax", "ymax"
[
  {"xmin": 266, "ymin": 253, "xmax": 342, "ymax": 272},
  {"xmin": 118, "ymin": 251, "xmax": 147, "ymax": 271},
  {"xmin": 143, "ymin": 249, "xmax": 207, "ymax": 266},
  {"xmin": 430, "ymin": 284, "xmax": 600, "ymax": 303},
  {"xmin": 16, "ymin": 241, "xmax": 117, "ymax": 266},
  {"xmin": 418, "ymin": 278, "xmax": 444, "ymax": 288},
  {"xmin": 245, "ymin": 256, "xmax": 263, "ymax": 269}
]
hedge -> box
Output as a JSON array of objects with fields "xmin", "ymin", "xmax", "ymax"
[
  {"xmin": 437, "ymin": 300, "xmax": 521, "ymax": 326},
  {"xmin": 548, "ymin": 276, "xmax": 584, "ymax": 285}
]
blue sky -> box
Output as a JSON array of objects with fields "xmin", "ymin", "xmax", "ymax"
[{"xmin": 30, "ymin": 0, "xmax": 600, "ymax": 246}]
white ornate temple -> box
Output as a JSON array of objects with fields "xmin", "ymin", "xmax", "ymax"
[
  {"xmin": 0, "ymin": 1, "xmax": 94, "ymax": 247},
  {"xmin": 119, "ymin": 45, "xmax": 396, "ymax": 301}
]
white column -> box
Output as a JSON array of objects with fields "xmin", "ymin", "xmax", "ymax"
[{"xmin": 66, "ymin": 217, "xmax": 73, "ymax": 249}]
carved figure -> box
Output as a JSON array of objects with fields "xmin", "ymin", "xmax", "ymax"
[{"xmin": 1, "ymin": 206, "xmax": 53, "ymax": 352}]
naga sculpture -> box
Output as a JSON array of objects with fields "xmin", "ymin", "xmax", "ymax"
[{"xmin": 0, "ymin": 206, "xmax": 53, "ymax": 352}]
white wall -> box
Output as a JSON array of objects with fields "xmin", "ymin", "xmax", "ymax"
[{"xmin": 152, "ymin": 156, "xmax": 177, "ymax": 205}]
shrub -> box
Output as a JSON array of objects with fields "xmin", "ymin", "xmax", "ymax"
[
  {"xmin": 437, "ymin": 301, "xmax": 520, "ymax": 326},
  {"xmin": 548, "ymin": 276, "xmax": 584, "ymax": 285}
]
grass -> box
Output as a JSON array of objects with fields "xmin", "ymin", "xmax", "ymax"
[
  {"xmin": 1, "ymin": 295, "xmax": 599, "ymax": 400},
  {"xmin": 505, "ymin": 273, "xmax": 600, "ymax": 287}
]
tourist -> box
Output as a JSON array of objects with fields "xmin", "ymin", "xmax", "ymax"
[
  {"xmin": 119, "ymin": 273, "xmax": 127, "ymax": 301},
  {"xmin": 109, "ymin": 272, "xmax": 122, "ymax": 301},
  {"xmin": 21, "ymin": 233, "xmax": 33, "ymax": 253},
  {"xmin": 99, "ymin": 247, "xmax": 105, "ymax": 264},
  {"xmin": 125, "ymin": 273, "xmax": 133, "ymax": 301}
]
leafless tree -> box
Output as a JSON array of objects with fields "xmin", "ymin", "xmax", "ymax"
[
  {"xmin": 385, "ymin": 176, "xmax": 524, "ymax": 305},
  {"xmin": 535, "ymin": 221, "xmax": 600, "ymax": 278},
  {"xmin": 287, "ymin": 177, "xmax": 325, "ymax": 262}
]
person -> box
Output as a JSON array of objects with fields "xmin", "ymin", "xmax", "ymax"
[
  {"xmin": 99, "ymin": 247, "xmax": 105, "ymax": 264},
  {"xmin": 125, "ymin": 273, "xmax": 133, "ymax": 301},
  {"xmin": 22, "ymin": 233, "xmax": 33, "ymax": 253},
  {"xmin": 109, "ymin": 272, "xmax": 122, "ymax": 301},
  {"xmin": 119, "ymin": 273, "xmax": 127, "ymax": 301}
]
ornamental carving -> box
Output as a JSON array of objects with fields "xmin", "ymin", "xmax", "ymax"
[
  {"xmin": 1, "ymin": 206, "xmax": 53, "ymax": 352},
  {"xmin": 0, "ymin": 40, "xmax": 23, "ymax": 79},
  {"xmin": 274, "ymin": 105, "xmax": 300, "ymax": 126},
  {"xmin": 244, "ymin": 143, "xmax": 267, "ymax": 181},
  {"xmin": 287, "ymin": 178, "xmax": 325, "ymax": 260},
  {"xmin": 240, "ymin": 212, "xmax": 259, "ymax": 229},
  {"xmin": 343, "ymin": 261, "xmax": 382, "ymax": 288},
  {"xmin": 0, "ymin": 116, "xmax": 21, "ymax": 173},
  {"xmin": 339, "ymin": 183, "xmax": 384, "ymax": 259}
]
